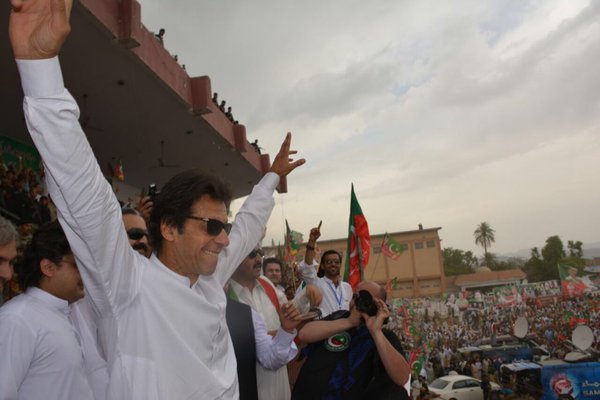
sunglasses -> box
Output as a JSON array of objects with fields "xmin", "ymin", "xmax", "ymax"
[
  {"xmin": 127, "ymin": 228, "xmax": 149, "ymax": 241},
  {"xmin": 187, "ymin": 216, "xmax": 232, "ymax": 236},
  {"xmin": 247, "ymin": 249, "xmax": 264, "ymax": 259}
]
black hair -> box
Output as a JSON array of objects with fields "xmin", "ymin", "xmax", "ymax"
[
  {"xmin": 263, "ymin": 257, "xmax": 283, "ymax": 274},
  {"xmin": 15, "ymin": 221, "xmax": 71, "ymax": 289},
  {"xmin": 149, "ymin": 169, "xmax": 232, "ymax": 253}
]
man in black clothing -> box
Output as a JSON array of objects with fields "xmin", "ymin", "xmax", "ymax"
[{"xmin": 292, "ymin": 281, "xmax": 410, "ymax": 400}]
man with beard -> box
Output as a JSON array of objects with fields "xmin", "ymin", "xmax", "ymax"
[
  {"xmin": 0, "ymin": 222, "xmax": 94, "ymax": 400},
  {"xmin": 228, "ymin": 247, "xmax": 292, "ymax": 400},
  {"xmin": 298, "ymin": 224, "xmax": 352, "ymax": 317}
]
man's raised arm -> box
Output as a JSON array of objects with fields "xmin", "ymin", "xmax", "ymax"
[
  {"xmin": 215, "ymin": 132, "xmax": 305, "ymax": 286},
  {"xmin": 10, "ymin": 0, "xmax": 140, "ymax": 315}
]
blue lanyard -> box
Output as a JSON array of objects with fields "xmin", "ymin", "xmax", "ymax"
[{"xmin": 326, "ymin": 281, "xmax": 343, "ymax": 308}]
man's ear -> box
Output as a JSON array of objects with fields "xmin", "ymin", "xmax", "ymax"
[
  {"xmin": 40, "ymin": 259, "xmax": 57, "ymax": 278},
  {"xmin": 160, "ymin": 220, "xmax": 178, "ymax": 243}
]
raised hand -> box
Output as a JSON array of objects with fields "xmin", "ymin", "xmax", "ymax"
[
  {"xmin": 136, "ymin": 196, "xmax": 153, "ymax": 224},
  {"xmin": 360, "ymin": 298, "xmax": 390, "ymax": 334},
  {"xmin": 279, "ymin": 302, "xmax": 302, "ymax": 333},
  {"xmin": 309, "ymin": 221, "xmax": 322, "ymax": 243},
  {"xmin": 9, "ymin": 0, "xmax": 73, "ymax": 60},
  {"xmin": 269, "ymin": 132, "xmax": 305, "ymax": 177}
]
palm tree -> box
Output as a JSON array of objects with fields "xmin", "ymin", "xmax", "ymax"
[{"xmin": 474, "ymin": 222, "xmax": 495, "ymax": 261}]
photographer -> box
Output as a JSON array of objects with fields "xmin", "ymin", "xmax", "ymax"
[{"xmin": 292, "ymin": 281, "xmax": 410, "ymax": 400}]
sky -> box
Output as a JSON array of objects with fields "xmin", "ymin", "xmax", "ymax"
[{"xmin": 137, "ymin": 0, "xmax": 600, "ymax": 257}]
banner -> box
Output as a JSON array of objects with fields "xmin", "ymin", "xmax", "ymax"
[{"xmin": 558, "ymin": 264, "xmax": 597, "ymax": 297}]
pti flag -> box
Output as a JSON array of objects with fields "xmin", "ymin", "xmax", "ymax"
[
  {"xmin": 558, "ymin": 264, "xmax": 597, "ymax": 297},
  {"xmin": 284, "ymin": 219, "xmax": 303, "ymax": 262},
  {"xmin": 382, "ymin": 233, "xmax": 404, "ymax": 260},
  {"xmin": 344, "ymin": 184, "xmax": 370, "ymax": 290},
  {"xmin": 114, "ymin": 159, "xmax": 125, "ymax": 181}
]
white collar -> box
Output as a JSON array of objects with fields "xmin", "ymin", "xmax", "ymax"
[
  {"xmin": 151, "ymin": 253, "xmax": 192, "ymax": 287},
  {"xmin": 26, "ymin": 286, "xmax": 70, "ymax": 315}
]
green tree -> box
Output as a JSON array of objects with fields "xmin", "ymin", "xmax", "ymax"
[
  {"xmin": 523, "ymin": 247, "xmax": 545, "ymax": 282},
  {"xmin": 567, "ymin": 240, "xmax": 583, "ymax": 258},
  {"xmin": 474, "ymin": 222, "xmax": 495, "ymax": 260},
  {"xmin": 564, "ymin": 240, "xmax": 585, "ymax": 269},
  {"xmin": 524, "ymin": 236, "xmax": 566, "ymax": 282},
  {"xmin": 443, "ymin": 247, "xmax": 478, "ymax": 276}
]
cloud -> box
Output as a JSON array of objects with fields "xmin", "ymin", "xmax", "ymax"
[{"xmin": 140, "ymin": 0, "xmax": 600, "ymax": 254}]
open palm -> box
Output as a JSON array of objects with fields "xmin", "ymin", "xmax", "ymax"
[{"xmin": 9, "ymin": 0, "xmax": 72, "ymax": 60}]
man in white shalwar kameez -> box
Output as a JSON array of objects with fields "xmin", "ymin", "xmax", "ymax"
[{"xmin": 8, "ymin": 1, "xmax": 305, "ymax": 398}]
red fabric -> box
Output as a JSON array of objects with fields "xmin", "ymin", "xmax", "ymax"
[
  {"xmin": 257, "ymin": 276, "xmax": 280, "ymax": 312},
  {"xmin": 347, "ymin": 214, "xmax": 370, "ymax": 290}
]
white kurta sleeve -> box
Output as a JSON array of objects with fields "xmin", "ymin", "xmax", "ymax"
[
  {"xmin": 298, "ymin": 259, "xmax": 319, "ymax": 285},
  {"xmin": 0, "ymin": 314, "xmax": 36, "ymax": 400},
  {"xmin": 252, "ymin": 309, "xmax": 297, "ymax": 370},
  {"xmin": 17, "ymin": 57, "xmax": 141, "ymax": 317}
]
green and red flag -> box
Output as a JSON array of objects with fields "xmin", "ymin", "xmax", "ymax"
[
  {"xmin": 284, "ymin": 219, "xmax": 303, "ymax": 262},
  {"xmin": 382, "ymin": 233, "xmax": 404, "ymax": 260},
  {"xmin": 114, "ymin": 159, "xmax": 125, "ymax": 181},
  {"xmin": 558, "ymin": 264, "xmax": 596, "ymax": 297},
  {"xmin": 344, "ymin": 184, "xmax": 370, "ymax": 291}
]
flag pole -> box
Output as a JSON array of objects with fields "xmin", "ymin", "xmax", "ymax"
[{"xmin": 356, "ymin": 229, "xmax": 364, "ymax": 282}]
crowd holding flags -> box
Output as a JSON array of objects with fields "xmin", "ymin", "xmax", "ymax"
[{"xmin": 344, "ymin": 184, "xmax": 371, "ymax": 291}]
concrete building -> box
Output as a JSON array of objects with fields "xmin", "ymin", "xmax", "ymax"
[{"xmin": 0, "ymin": 0, "xmax": 283, "ymax": 199}]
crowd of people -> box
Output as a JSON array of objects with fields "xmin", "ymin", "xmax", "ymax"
[
  {"xmin": 0, "ymin": 156, "xmax": 54, "ymax": 227},
  {"xmin": 384, "ymin": 292, "xmax": 599, "ymax": 398}
]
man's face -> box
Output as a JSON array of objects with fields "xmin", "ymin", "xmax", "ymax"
[
  {"xmin": 0, "ymin": 240, "xmax": 17, "ymax": 291},
  {"xmin": 169, "ymin": 195, "xmax": 230, "ymax": 277},
  {"xmin": 322, "ymin": 253, "xmax": 342, "ymax": 278},
  {"xmin": 234, "ymin": 247, "xmax": 263, "ymax": 282},
  {"xmin": 51, "ymin": 253, "xmax": 85, "ymax": 304},
  {"xmin": 123, "ymin": 213, "xmax": 151, "ymax": 258},
  {"xmin": 264, "ymin": 262, "xmax": 282, "ymax": 285}
]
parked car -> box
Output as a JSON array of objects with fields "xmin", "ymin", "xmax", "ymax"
[{"xmin": 428, "ymin": 374, "xmax": 501, "ymax": 400}]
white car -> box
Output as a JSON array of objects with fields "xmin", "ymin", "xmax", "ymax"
[{"xmin": 428, "ymin": 374, "xmax": 501, "ymax": 400}]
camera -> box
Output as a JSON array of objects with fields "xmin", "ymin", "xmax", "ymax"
[
  {"xmin": 355, "ymin": 290, "xmax": 378, "ymax": 316},
  {"xmin": 148, "ymin": 184, "xmax": 158, "ymax": 200}
]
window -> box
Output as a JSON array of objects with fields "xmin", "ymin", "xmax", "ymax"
[
  {"xmin": 426, "ymin": 240, "xmax": 436, "ymax": 248},
  {"xmin": 415, "ymin": 242, "xmax": 424, "ymax": 250},
  {"xmin": 452, "ymin": 380, "xmax": 467, "ymax": 389}
]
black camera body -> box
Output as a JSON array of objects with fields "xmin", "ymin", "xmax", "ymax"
[
  {"xmin": 148, "ymin": 184, "xmax": 158, "ymax": 200},
  {"xmin": 355, "ymin": 290, "xmax": 378, "ymax": 316}
]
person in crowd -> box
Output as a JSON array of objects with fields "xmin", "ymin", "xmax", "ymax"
[
  {"xmin": 292, "ymin": 281, "xmax": 410, "ymax": 399},
  {"xmin": 226, "ymin": 293, "xmax": 301, "ymax": 400},
  {"xmin": 0, "ymin": 222, "xmax": 93, "ymax": 400},
  {"xmin": 0, "ymin": 216, "xmax": 19, "ymax": 302},
  {"xmin": 155, "ymin": 28, "xmax": 165, "ymax": 44},
  {"xmin": 298, "ymin": 223, "xmax": 352, "ymax": 316},
  {"xmin": 263, "ymin": 256, "xmax": 285, "ymax": 293},
  {"xmin": 121, "ymin": 207, "xmax": 152, "ymax": 257},
  {"xmin": 229, "ymin": 246, "xmax": 294, "ymax": 400},
  {"xmin": 9, "ymin": 2, "xmax": 305, "ymax": 398}
]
